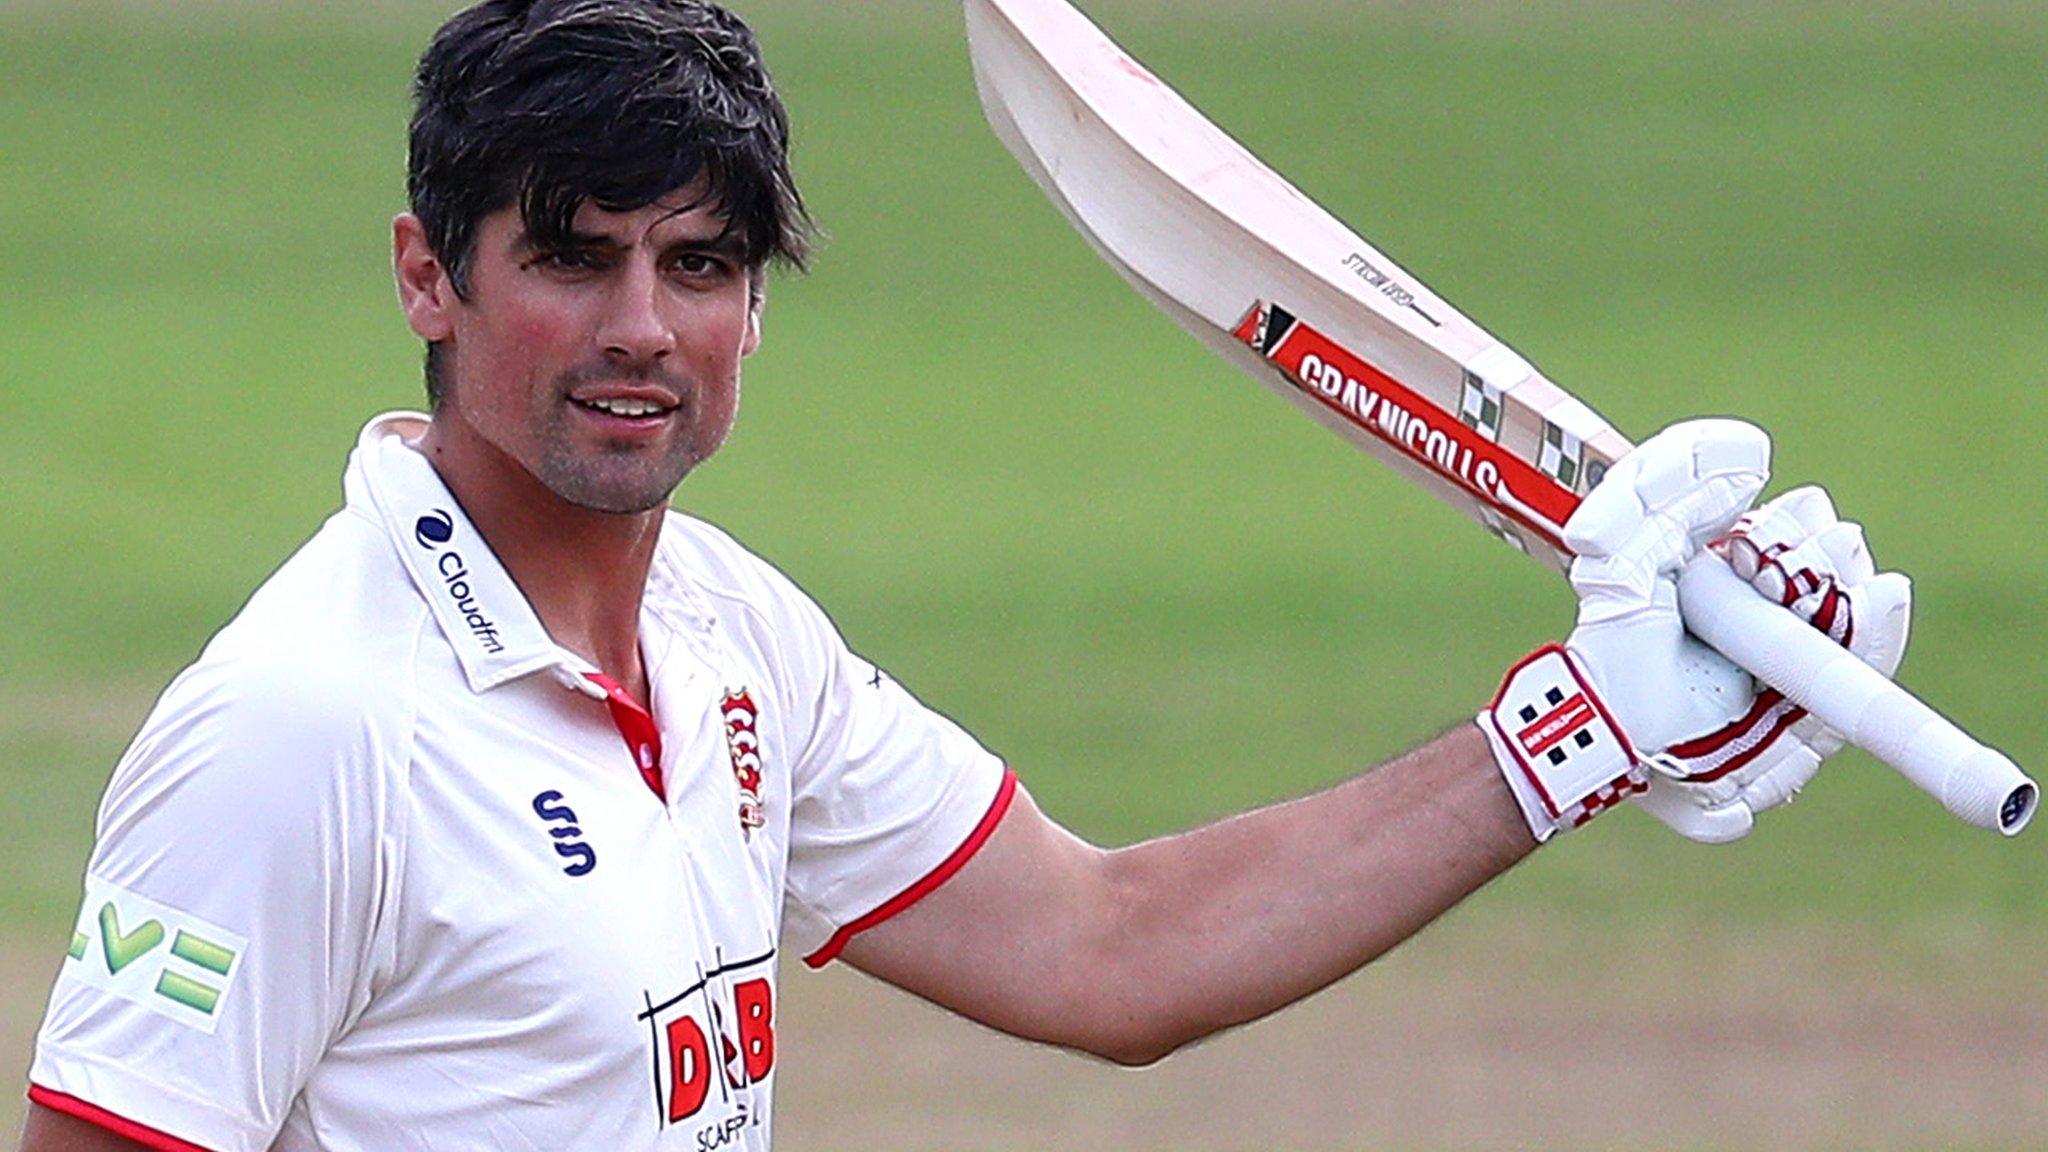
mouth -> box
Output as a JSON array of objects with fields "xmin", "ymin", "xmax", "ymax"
[
  {"xmin": 573, "ymin": 395, "xmax": 678, "ymax": 419},
  {"xmin": 567, "ymin": 388, "xmax": 686, "ymax": 443}
]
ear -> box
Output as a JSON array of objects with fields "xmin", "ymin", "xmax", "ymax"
[
  {"xmin": 742, "ymin": 272, "xmax": 765, "ymax": 357},
  {"xmin": 393, "ymin": 213, "xmax": 457, "ymax": 342}
]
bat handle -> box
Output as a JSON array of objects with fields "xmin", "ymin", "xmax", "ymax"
[{"xmin": 1676, "ymin": 553, "xmax": 2037, "ymax": 836}]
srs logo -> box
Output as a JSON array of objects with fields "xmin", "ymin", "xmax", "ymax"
[{"xmin": 533, "ymin": 790, "xmax": 597, "ymax": 877}]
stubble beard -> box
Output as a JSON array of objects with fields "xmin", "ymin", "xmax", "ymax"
[
  {"xmin": 528, "ymin": 364, "xmax": 730, "ymax": 515},
  {"xmin": 532, "ymin": 417, "xmax": 703, "ymax": 515}
]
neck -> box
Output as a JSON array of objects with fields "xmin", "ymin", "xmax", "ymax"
[{"xmin": 414, "ymin": 417, "xmax": 663, "ymax": 702}]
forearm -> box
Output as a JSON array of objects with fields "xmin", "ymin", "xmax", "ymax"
[
  {"xmin": 846, "ymin": 723, "xmax": 1535, "ymax": 1065},
  {"xmin": 1088, "ymin": 723, "xmax": 1533, "ymax": 1059},
  {"xmin": 849, "ymin": 423, "xmax": 1832, "ymax": 1065}
]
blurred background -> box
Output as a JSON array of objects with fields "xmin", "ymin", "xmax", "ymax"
[{"xmin": 2, "ymin": 1, "xmax": 2043, "ymax": 1148}]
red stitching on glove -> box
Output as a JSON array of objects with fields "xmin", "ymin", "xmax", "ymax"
[
  {"xmin": 1665, "ymin": 690, "xmax": 1809, "ymax": 783},
  {"xmin": 1667, "ymin": 690, "xmax": 1782, "ymax": 758}
]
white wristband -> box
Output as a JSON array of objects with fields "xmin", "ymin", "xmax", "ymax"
[{"xmin": 1479, "ymin": 645, "xmax": 1647, "ymax": 841}]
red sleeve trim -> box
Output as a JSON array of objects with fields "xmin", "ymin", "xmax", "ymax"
[
  {"xmin": 27, "ymin": 1084, "xmax": 218, "ymax": 1152},
  {"xmin": 803, "ymin": 767, "xmax": 1019, "ymax": 969}
]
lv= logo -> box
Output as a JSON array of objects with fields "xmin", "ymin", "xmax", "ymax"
[{"xmin": 68, "ymin": 892, "xmax": 241, "ymax": 1021}]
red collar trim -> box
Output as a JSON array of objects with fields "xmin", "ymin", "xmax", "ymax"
[{"xmin": 583, "ymin": 672, "xmax": 665, "ymax": 801}]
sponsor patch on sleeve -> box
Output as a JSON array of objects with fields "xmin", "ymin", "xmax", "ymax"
[{"xmin": 60, "ymin": 876, "xmax": 248, "ymax": 1035}]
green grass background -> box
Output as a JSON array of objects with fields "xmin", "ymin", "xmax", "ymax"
[{"xmin": 1, "ymin": 0, "xmax": 2043, "ymax": 1118}]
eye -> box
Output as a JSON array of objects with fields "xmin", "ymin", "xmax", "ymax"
[
  {"xmin": 529, "ymin": 248, "xmax": 607, "ymax": 274},
  {"xmin": 669, "ymin": 251, "xmax": 735, "ymax": 281}
]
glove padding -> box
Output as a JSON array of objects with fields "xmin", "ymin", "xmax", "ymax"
[
  {"xmin": 1480, "ymin": 422, "xmax": 1914, "ymax": 843},
  {"xmin": 1560, "ymin": 420, "xmax": 1771, "ymax": 754},
  {"xmin": 1482, "ymin": 419, "xmax": 1768, "ymax": 841},
  {"xmin": 1631, "ymin": 486, "xmax": 1912, "ymax": 841}
]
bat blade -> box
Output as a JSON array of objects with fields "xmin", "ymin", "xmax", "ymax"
[
  {"xmin": 963, "ymin": 0, "xmax": 2036, "ymax": 834},
  {"xmin": 964, "ymin": 0, "xmax": 1630, "ymax": 571}
]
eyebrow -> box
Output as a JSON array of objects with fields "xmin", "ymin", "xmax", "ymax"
[
  {"xmin": 513, "ymin": 228, "xmax": 749, "ymax": 260},
  {"xmin": 659, "ymin": 232, "xmax": 750, "ymax": 260},
  {"xmin": 512, "ymin": 230, "xmax": 620, "ymax": 255}
]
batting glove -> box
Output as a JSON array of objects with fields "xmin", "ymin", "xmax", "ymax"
[
  {"xmin": 1480, "ymin": 419, "xmax": 1771, "ymax": 841},
  {"xmin": 1630, "ymin": 485, "xmax": 1913, "ymax": 842}
]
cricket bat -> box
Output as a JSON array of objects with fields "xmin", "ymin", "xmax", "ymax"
[{"xmin": 963, "ymin": 0, "xmax": 2037, "ymax": 835}]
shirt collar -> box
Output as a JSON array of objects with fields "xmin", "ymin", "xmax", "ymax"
[{"xmin": 344, "ymin": 411, "xmax": 604, "ymax": 697}]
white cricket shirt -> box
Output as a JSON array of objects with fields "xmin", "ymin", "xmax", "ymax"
[{"xmin": 30, "ymin": 412, "xmax": 1014, "ymax": 1152}]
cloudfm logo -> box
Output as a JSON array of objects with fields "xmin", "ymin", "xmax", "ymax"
[
  {"xmin": 415, "ymin": 509, "xmax": 456, "ymax": 549},
  {"xmin": 407, "ymin": 507, "xmax": 505, "ymax": 655}
]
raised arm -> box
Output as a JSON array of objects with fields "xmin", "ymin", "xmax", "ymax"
[
  {"xmin": 841, "ymin": 724, "xmax": 1526, "ymax": 1065},
  {"xmin": 839, "ymin": 422, "xmax": 1910, "ymax": 1064}
]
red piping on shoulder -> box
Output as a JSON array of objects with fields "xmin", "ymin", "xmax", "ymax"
[
  {"xmin": 27, "ymin": 1085, "xmax": 217, "ymax": 1152},
  {"xmin": 804, "ymin": 768, "xmax": 1019, "ymax": 968}
]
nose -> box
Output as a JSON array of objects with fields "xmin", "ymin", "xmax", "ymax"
[{"xmin": 597, "ymin": 259, "xmax": 675, "ymax": 366}]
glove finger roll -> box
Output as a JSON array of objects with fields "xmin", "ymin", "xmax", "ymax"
[{"xmin": 1566, "ymin": 420, "xmax": 1769, "ymax": 558}]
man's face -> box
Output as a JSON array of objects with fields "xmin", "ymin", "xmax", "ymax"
[{"xmin": 409, "ymin": 189, "xmax": 762, "ymax": 514}]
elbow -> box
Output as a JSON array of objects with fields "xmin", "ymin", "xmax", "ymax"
[
  {"xmin": 1064, "ymin": 1011, "xmax": 1197, "ymax": 1069},
  {"xmin": 1093, "ymin": 1036, "xmax": 1180, "ymax": 1069},
  {"xmin": 952, "ymin": 984, "xmax": 1193, "ymax": 1068},
  {"xmin": 1058, "ymin": 855, "xmax": 1210, "ymax": 1067}
]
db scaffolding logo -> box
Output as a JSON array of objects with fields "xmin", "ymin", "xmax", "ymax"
[
  {"xmin": 722, "ymin": 689, "xmax": 767, "ymax": 838},
  {"xmin": 641, "ymin": 951, "xmax": 776, "ymax": 1139}
]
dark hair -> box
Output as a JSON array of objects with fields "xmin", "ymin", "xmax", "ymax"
[{"xmin": 408, "ymin": 0, "xmax": 812, "ymax": 400}]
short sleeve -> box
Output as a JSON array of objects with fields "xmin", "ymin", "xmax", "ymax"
[
  {"xmin": 28, "ymin": 654, "xmax": 401, "ymax": 1152},
  {"xmin": 767, "ymin": 594, "xmax": 1013, "ymax": 967}
]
